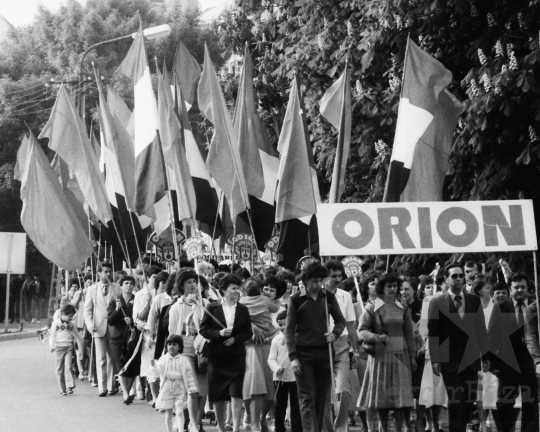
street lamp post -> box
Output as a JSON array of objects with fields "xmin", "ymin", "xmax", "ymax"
[{"xmin": 77, "ymin": 24, "xmax": 172, "ymax": 118}]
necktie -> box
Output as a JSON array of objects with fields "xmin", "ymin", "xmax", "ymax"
[
  {"xmin": 103, "ymin": 286, "xmax": 108, "ymax": 297},
  {"xmin": 517, "ymin": 302, "xmax": 525, "ymax": 343},
  {"xmin": 455, "ymin": 295, "xmax": 463, "ymax": 318}
]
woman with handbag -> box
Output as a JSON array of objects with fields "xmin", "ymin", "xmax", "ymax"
[
  {"xmin": 107, "ymin": 275, "xmax": 139, "ymax": 405},
  {"xmin": 168, "ymin": 269, "xmax": 210, "ymax": 432},
  {"xmin": 199, "ymin": 274, "xmax": 253, "ymax": 432},
  {"xmin": 358, "ymin": 273, "xmax": 417, "ymax": 432}
]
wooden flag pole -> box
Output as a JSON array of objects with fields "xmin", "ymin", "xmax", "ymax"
[
  {"xmin": 209, "ymin": 191, "xmax": 223, "ymax": 262},
  {"xmin": 156, "ymin": 127, "xmax": 181, "ymax": 271},
  {"xmin": 533, "ymin": 251, "xmax": 540, "ymax": 338}
]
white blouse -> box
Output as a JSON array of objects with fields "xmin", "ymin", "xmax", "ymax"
[{"xmin": 221, "ymin": 301, "xmax": 237, "ymax": 329}]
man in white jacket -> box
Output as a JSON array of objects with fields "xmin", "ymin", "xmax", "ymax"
[{"xmin": 84, "ymin": 261, "xmax": 120, "ymax": 397}]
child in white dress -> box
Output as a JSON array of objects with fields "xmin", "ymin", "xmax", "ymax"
[{"xmin": 151, "ymin": 334, "xmax": 199, "ymax": 432}]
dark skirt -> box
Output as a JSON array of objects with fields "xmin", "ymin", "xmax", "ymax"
[
  {"xmin": 119, "ymin": 327, "xmax": 142, "ymax": 379},
  {"xmin": 208, "ymin": 354, "xmax": 246, "ymax": 402}
]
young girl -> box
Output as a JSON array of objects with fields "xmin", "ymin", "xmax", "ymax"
[
  {"xmin": 151, "ymin": 334, "xmax": 199, "ymax": 432},
  {"xmin": 49, "ymin": 303, "xmax": 84, "ymax": 395}
]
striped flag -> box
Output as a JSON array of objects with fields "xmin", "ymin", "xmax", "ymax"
[
  {"xmin": 198, "ymin": 44, "xmax": 249, "ymax": 227},
  {"xmin": 95, "ymin": 72, "xmax": 144, "ymax": 265},
  {"xmin": 116, "ymin": 26, "xmax": 167, "ymax": 221},
  {"xmin": 320, "ymin": 65, "xmax": 352, "ymax": 203},
  {"xmin": 39, "ymin": 85, "xmax": 112, "ymax": 224},
  {"xmin": 174, "ymin": 68, "xmax": 222, "ymax": 237},
  {"xmin": 275, "ymin": 74, "xmax": 321, "ymax": 269},
  {"xmin": 20, "ymin": 131, "xmax": 93, "ymax": 270},
  {"xmin": 384, "ymin": 37, "xmax": 453, "ymax": 202},
  {"xmin": 234, "ymin": 46, "xmax": 279, "ymax": 249},
  {"xmin": 401, "ymin": 89, "xmax": 463, "ymax": 201},
  {"xmin": 157, "ymin": 63, "xmax": 197, "ymax": 223}
]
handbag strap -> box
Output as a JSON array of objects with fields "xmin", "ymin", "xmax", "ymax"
[{"xmin": 376, "ymin": 312, "xmax": 388, "ymax": 336}]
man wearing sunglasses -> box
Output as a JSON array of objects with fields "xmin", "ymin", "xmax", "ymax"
[{"xmin": 427, "ymin": 264, "xmax": 489, "ymax": 432}]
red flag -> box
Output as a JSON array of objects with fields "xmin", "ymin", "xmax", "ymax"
[
  {"xmin": 320, "ymin": 65, "xmax": 352, "ymax": 203},
  {"xmin": 39, "ymin": 85, "xmax": 112, "ymax": 224},
  {"xmin": 20, "ymin": 132, "xmax": 93, "ymax": 270},
  {"xmin": 198, "ymin": 44, "xmax": 249, "ymax": 227},
  {"xmin": 275, "ymin": 74, "xmax": 320, "ymax": 223}
]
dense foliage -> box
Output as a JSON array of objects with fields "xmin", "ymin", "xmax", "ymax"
[
  {"xmin": 213, "ymin": 0, "xmax": 540, "ymax": 275},
  {"xmin": 0, "ymin": 0, "xmax": 220, "ymax": 276}
]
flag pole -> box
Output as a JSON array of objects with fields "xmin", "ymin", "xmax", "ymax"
[
  {"xmin": 533, "ymin": 251, "xmax": 540, "ymax": 338},
  {"xmin": 156, "ymin": 128, "xmax": 181, "ymax": 270},
  {"xmin": 210, "ymin": 191, "xmax": 223, "ymax": 262}
]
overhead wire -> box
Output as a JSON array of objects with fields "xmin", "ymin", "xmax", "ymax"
[{"xmin": 5, "ymin": 81, "xmax": 97, "ymax": 117}]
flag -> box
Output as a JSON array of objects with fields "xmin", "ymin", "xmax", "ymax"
[
  {"xmin": 401, "ymin": 90, "xmax": 463, "ymax": 201},
  {"xmin": 116, "ymin": 26, "xmax": 167, "ymax": 220},
  {"xmin": 275, "ymin": 74, "xmax": 320, "ymax": 223},
  {"xmin": 157, "ymin": 63, "xmax": 197, "ymax": 223},
  {"xmin": 20, "ymin": 132, "xmax": 93, "ymax": 271},
  {"xmin": 95, "ymin": 72, "xmax": 144, "ymax": 265},
  {"xmin": 198, "ymin": 44, "xmax": 249, "ymax": 227},
  {"xmin": 107, "ymin": 86, "xmax": 132, "ymax": 129},
  {"xmin": 39, "ymin": 85, "xmax": 112, "ymax": 224},
  {"xmin": 172, "ymin": 40, "xmax": 201, "ymax": 107},
  {"xmin": 234, "ymin": 45, "xmax": 279, "ymax": 249},
  {"xmin": 320, "ymin": 64, "xmax": 352, "ymax": 203},
  {"xmin": 175, "ymin": 72, "xmax": 223, "ymax": 237},
  {"xmin": 13, "ymin": 135, "xmax": 29, "ymax": 181},
  {"xmin": 275, "ymin": 74, "xmax": 321, "ymax": 269},
  {"xmin": 383, "ymin": 37, "xmax": 453, "ymax": 202}
]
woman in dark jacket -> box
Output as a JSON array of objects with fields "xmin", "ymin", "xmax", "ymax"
[
  {"xmin": 107, "ymin": 276, "xmax": 138, "ymax": 404},
  {"xmin": 199, "ymin": 274, "xmax": 253, "ymax": 432}
]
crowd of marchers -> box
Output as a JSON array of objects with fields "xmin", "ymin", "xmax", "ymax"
[{"xmin": 46, "ymin": 257, "xmax": 540, "ymax": 432}]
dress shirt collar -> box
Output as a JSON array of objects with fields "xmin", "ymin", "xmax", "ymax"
[
  {"xmin": 448, "ymin": 290, "xmax": 464, "ymax": 301},
  {"xmin": 512, "ymin": 298, "xmax": 528, "ymax": 309}
]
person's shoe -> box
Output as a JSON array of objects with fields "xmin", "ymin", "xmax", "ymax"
[
  {"xmin": 198, "ymin": 423, "xmax": 206, "ymax": 432},
  {"xmin": 31, "ymin": 318, "xmax": 37, "ymax": 323},
  {"xmin": 91, "ymin": 382, "xmax": 98, "ymax": 387},
  {"xmin": 225, "ymin": 423, "xmax": 233, "ymax": 431},
  {"xmin": 67, "ymin": 389, "xmax": 74, "ymax": 395},
  {"xmin": 136, "ymin": 391, "xmax": 145, "ymax": 400},
  {"xmin": 98, "ymin": 391, "xmax": 108, "ymax": 397},
  {"xmin": 108, "ymin": 389, "xmax": 119, "ymax": 396},
  {"xmin": 260, "ymin": 419, "xmax": 269, "ymax": 432},
  {"xmin": 60, "ymin": 391, "xmax": 67, "ymax": 396}
]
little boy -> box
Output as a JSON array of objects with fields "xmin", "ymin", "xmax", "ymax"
[
  {"xmin": 49, "ymin": 303, "xmax": 84, "ymax": 395},
  {"xmin": 267, "ymin": 310, "xmax": 302, "ymax": 432}
]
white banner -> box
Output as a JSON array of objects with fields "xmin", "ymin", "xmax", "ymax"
[
  {"xmin": 0, "ymin": 232, "xmax": 27, "ymax": 274},
  {"xmin": 317, "ymin": 200, "xmax": 537, "ymax": 256}
]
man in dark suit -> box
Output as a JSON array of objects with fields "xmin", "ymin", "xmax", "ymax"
[
  {"xmin": 489, "ymin": 272, "xmax": 539, "ymax": 432},
  {"xmin": 428, "ymin": 264, "xmax": 489, "ymax": 432}
]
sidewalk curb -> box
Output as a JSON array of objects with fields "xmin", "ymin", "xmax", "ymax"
[{"xmin": 0, "ymin": 331, "xmax": 38, "ymax": 342}]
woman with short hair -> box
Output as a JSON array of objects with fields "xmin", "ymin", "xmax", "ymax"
[
  {"xmin": 200, "ymin": 274, "xmax": 253, "ymax": 432},
  {"xmin": 358, "ymin": 273, "xmax": 417, "ymax": 432}
]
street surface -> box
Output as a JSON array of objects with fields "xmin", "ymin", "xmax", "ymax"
[
  {"xmin": 0, "ymin": 338, "xmax": 461, "ymax": 432},
  {"xmin": 0, "ymin": 338, "xmax": 175, "ymax": 432}
]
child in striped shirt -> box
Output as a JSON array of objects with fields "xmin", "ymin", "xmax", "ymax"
[{"xmin": 49, "ymin": 304, "xmax": 84, "ymax": 395}]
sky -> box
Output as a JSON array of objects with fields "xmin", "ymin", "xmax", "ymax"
[{"xmin": 0, "ymin": 0, "xmax": 219, "ymax": 28}]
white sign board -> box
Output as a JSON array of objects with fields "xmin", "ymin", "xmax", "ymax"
[
  {"xmin": 317, "ymin": 200, "xmax": 537, "ymax": 256},
  {"xmin": 0, "ymin": 232, "xmax": 27, "ymax": 274}
]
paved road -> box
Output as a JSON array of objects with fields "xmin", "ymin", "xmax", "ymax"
[{"xmin": 0, "ymin": 338, "xmax": 186, "ymax": 432}]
